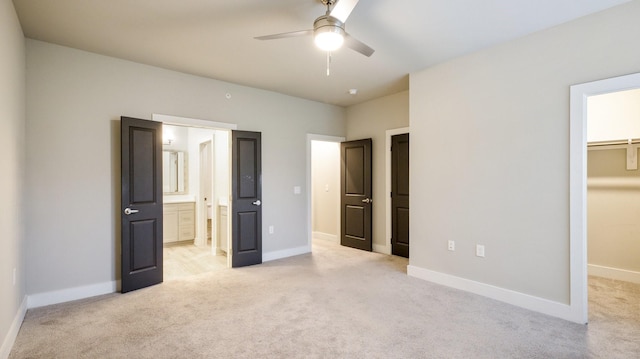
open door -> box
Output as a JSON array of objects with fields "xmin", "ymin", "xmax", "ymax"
[
  {"xmin": 391, "ymin": 133, "xmax": 409, "ymax": 258},
  {"xmin": 120, "ymin": 117, "xmax": 163, "ymax": 293},
  {"xmin": 199, "ymin": 139, "xmax": 214, "ymax": 249},
  {"xmin": 231, "ymin": 130, "xmax": 262, "ymax": 267},
  {"xmin": 341, "ymin": 138, "xmax": 372, "ymax": 251}
]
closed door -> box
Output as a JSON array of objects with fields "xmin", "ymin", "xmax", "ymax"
[
  {"xmin": 231, "ymin": 130, "xmax": 262, "ymax": 267},
  {"xmin": 120, "ymin": 116, "xmax": 163, "ymax": 293},
  {"xmin": 340, "ymin": 139, "xmax": 373, "ymax": 251},
  {"xmin": 391, "ymin": 133, "xmax": 409, "ymax": 258}
]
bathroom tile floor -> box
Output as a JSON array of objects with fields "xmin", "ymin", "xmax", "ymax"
[{"xmin": 163, "ymin": 242, "xmax": 227, "ymax": 280}]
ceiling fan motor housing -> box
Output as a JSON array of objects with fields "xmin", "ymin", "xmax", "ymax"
[{"xmin": 313, "ymin": 15, "xmax": 345, "ymax": 38}]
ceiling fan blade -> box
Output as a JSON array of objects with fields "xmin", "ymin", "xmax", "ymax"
[
  {"xmin": 330, "ymin": 0, "xmax": 359, "ymax": 23},
  {"xmin": 345, "ymin": 33, "xmax": 374, "ymax": 57},
  {"xmin": 254, "ymin": 29, "xmax": 313, "ymax": 41}
]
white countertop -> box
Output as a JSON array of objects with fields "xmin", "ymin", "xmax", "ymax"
[{"xmin": 163, "ymin": 195, "xmax": 195, "ymax": 204}]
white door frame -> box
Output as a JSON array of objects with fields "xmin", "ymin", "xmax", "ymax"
[
  {"xmin": 569, "ymin": 72, "xmax": 640, "ymax": 324},
  {"xmin": 306, "ymin": 134, "xmax": 345, "ymax": 251}
]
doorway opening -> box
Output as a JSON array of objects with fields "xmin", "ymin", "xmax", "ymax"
[
  {"xmin": 569, "ymin": 72, "xmax": 640, "ymax": 324},
  {"xmin": 586, "ymin": 88, "xmax": 640, "ymax": 321},
  {"xmin": 307, "ymin": 134, "xmax": 344, "ymax": 251},
  {"xmin": 155, "ymin": 114, "xmax": 236, "ymax": 279}
]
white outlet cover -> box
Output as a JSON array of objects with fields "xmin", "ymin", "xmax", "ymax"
[{"xmin": 476, "ymin": 245, "xmax": 485, "ymax": 257}]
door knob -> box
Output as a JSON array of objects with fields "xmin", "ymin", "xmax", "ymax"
[
  {"xmin": 252, "ymin": 200, "xmax": 262, "ymax": 206},
  {"xmin": 124, "ymin": 207, "xmax": 139, "ymax": 215},
  {"xmin": 362, "ymin": 198, "xmax": 372, "ymax": 204}
]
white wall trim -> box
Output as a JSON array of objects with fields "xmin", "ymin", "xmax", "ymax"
[
  {"xmin": 313, "ymin": 231, "xmax": 338, "ymax": 243},
  {"xmin": 407, "ymin": 265, "xmax": 578, "ymax": 323},
  {"xmin": 589, "ymin": 264, "xmax": 640, "ymax": 284},
  {"xmin": 385, "ymin": 127, "xmax": 410, "ymax": 256},
  {"xmin": 306, "ymin": 134, "xmax": 345, "ymax": 251},
  {"xmin": 27, "ymin": 281, "xmax": 118, "ymax": 309},
  {"xmin": 0, "ymin": 296, "xmax": 27, "ymax": 359},
  {"xmin": 263, "ymin": 245, "xmax": 310, "ymax": 262},
  {"xmin": 373, "ymin": 244, "xmax": 390, "ymax": 254},
  {"xmin": 152, "ymin": 114, "xmax": 238, "ymax": 130},
  {"xmin": 570, "ymin": 72, "xmax": 640, "ymax": 325}
]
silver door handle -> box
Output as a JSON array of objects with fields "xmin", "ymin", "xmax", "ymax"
[
  {"xmin": 362, "ymin": 198, "xmax": 372, "ymax": 204},
  {"xmin": 252, "ymin": 200, "xmax": 262, "ymax": 206},
  {"xmin": 124, "ymin": 207, "xmax": 139, "ymax": 215}
]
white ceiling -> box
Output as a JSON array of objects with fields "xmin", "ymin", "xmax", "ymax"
[{"xmin": 13, "ymin": 0, "xmax": 630, "ymax": 107}]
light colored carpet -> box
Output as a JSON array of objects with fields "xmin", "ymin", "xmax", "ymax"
[{"xmin": 9, "ymin": 240, "xmax": 640, "ymax": 358}]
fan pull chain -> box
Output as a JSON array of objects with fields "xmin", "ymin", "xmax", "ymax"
[{"xmin": 326, "ymin": 52, "xmax": 332, "ymax": 76}]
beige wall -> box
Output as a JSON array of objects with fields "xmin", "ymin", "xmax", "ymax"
[
  {"xmin": 214, "ymin": 130, "xmax": 230, "ymax": 207},
  {"xmin": 346, "ymin": 91, "xmax": 409, "ymax": 251},
  {"xmin": 410, "ymin": 1, "xmax": 640, "ymax": 304},
  {"xmin": 0, "ymin": 1, "xmax": 26, "ymax": 355},
  {"xmin": 25, "ymin": 40, "xmax": 346, "ymax": 296},
  {"xmin": 588, "ymin": 148, "xmax": 640, "ymax": 274},
  {"xmin": 311, "ymin": 141, "xmax": 340, "ymax": 240}
]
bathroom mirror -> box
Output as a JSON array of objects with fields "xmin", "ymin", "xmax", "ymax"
[{"xmin": 163, "ymin": 151, "xmax": 187, "ymax": 194}]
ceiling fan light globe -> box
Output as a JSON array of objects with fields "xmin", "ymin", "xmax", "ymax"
[
  {"xmin": 314, "ymin": 30, "xmax": 344, "ymax": 51},
  {"xmin": 313, "ymin": 15, "xmax": 345, "ymax": 52}
]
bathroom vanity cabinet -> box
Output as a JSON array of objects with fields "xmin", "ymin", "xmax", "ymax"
[{"xmin": 163, "ymin": 202, "xmax": 195, "ymax": 243}]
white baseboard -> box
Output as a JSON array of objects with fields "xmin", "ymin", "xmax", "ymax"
[
  {"xmin": 263, "ymin": 245, "xmax": 311, "ymax": 262},
  {"xmin": 373, "ymin": 243, "xmax": 390, "ymax": 255},
  {"xmin": 27, "ymin": 281, "xmax": 118, "ymax": 309},
  {"xmin": 407, "ymin": 265, "xmax": 581, "ymax": 324},
  {"xmin": 589, "ymin": 264, "xmax": 640, "ymax": 284},
  {"xmin": 312, "ymin": 232, "xmax": 338, "ymax": 243},
  {"xmin": 0, "ymin": 296, "xmax": 27, "ymax": 359},
  {"xmin": 312, "ymin": 232, "xmax": 390, "ymax": 255}
]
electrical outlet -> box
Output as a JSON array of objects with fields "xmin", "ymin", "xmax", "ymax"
[
  {"xmin": 269, "ymin": 225, "xmax": 274, "ymax": 234},
  {"xmin": 447, "ymin": 240, "xmax": 455, "ymax": 251},
  {"xmin": 476, "ymin": 245, "xmax": 485, "ymax": 257}
]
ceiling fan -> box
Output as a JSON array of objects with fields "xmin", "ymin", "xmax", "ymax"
[{"xmin": 255, "ymin": 0, "xmax": 374, "ymax": 57}]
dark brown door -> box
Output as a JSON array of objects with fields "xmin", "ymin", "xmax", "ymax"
[
  {"xmin": 340, "ymin": 139, "xmax": 372, "ymax": 251},
  {"xmin": 231, "ymin": 130, "xmax": 262, "ymax": 267},
  {"xmin": 391, "ymin": 133, "xmax": 409, "ymax": 258},
  {"xmin": 120, "ymin": 117, "xmax": 163, "ymax": 293}
]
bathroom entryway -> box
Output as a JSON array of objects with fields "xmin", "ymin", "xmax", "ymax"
[
  {"xmin": 160, "ymin": 119, "xmax": 231, "ymax": 278},
  {"xmin": 163, "ymin": 243, "xmax": 227, "ymax": 280}
]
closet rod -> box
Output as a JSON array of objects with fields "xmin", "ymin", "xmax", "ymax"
[{"xmin": 587, "ymin": 138, "xmax": 640, "ymax": 147}]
